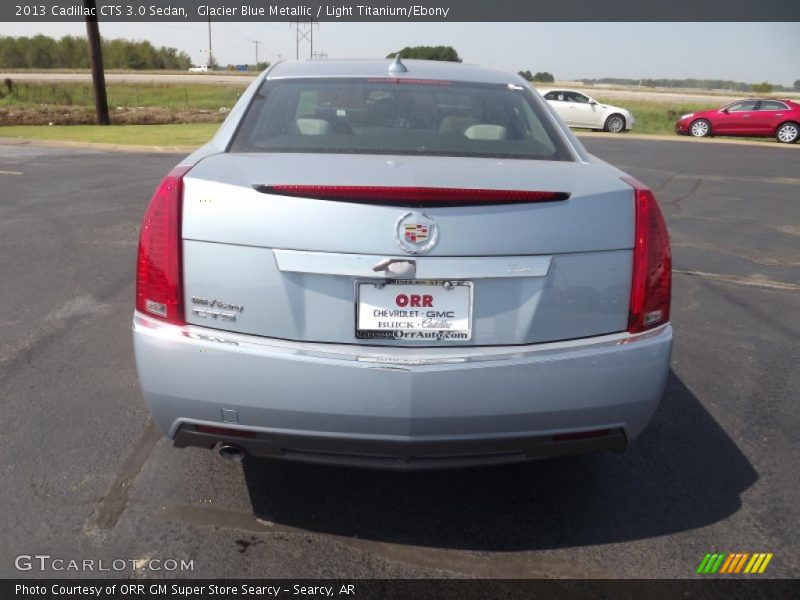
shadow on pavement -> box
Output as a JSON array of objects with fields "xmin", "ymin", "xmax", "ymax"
[{"xmin": 242, "ymin": 370, "xmax": 757, "ymax": 551}]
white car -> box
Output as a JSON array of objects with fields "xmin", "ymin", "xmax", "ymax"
[
  {"xmin": 539, "ymin": 89, "xmax": 634, "ymax": 133},
  {"xmin": 188, "ymin": 65, "xmax": 209, "ymax": 73}
]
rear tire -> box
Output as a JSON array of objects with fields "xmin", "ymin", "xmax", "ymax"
[
  {"xmin": 604, "ymin": 114, "xmax": 626, "ymax": 133},
  {"xmin": 690, "ymin": 119, "xmax": 711, "ymax": 138},
  {"xmin": 775, "ymin": 122, "xmax": 799, "ymax": 144}
]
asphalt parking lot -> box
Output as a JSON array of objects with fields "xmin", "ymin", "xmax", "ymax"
[{"xmin": 0, "ymin": 137, "xmax": 798, "ymax": 579}]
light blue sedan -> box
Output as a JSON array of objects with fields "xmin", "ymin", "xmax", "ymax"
[{"xmin": 133, "ymin": 58, "xmax": 672, "ymax": 469}]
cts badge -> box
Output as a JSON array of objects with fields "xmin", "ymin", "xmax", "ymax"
[{"xmin": 395, "ymin": 212, "xmax": 438, "ymax": 254}]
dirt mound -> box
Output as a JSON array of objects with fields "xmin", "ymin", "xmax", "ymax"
[{"xmin": 0, "ymin": 106, "xmax": 226, "ymax": 126}]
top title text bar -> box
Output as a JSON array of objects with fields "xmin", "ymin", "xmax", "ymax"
[{"xmin": 4, "ymin": 1, "xmax": 800, "ymax": 22}]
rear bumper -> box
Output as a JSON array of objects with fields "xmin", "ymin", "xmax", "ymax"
[
  {"xmin": 133, "ymin": 313, "xmax": 672, "ymax": 469},
  {"xmin": 174, "ymin": 426, "xmax": 627, "ymax": 470}
]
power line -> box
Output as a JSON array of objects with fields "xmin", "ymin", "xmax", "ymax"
[
  {"xmin": 222, "ymin": 22, "xmax": 255, "ymax": 40},
  {"xmin": 212, "ymin": 28, "xmax": 254, "ymax": 53},
  {"xmin": 206, "ymin": 24, "xmax": 254, "ymax": 64}
]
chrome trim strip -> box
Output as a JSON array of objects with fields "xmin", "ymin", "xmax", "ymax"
[
  {"xmin": 273, "ymin": 249, "xmax": 552, "ymax": 279},
  {"xmin": 134, "ymin": 312, "xmax": 671, "ymax": 369}
]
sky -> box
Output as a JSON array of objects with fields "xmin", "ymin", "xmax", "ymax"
[{"xmin": 1, "ymin": 22, "xmax": 798, "ymax": 85}]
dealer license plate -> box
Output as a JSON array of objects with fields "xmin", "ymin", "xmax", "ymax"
[{"xmin": 356, "ymin": 280, "xmax": 472, "ymax": 341}]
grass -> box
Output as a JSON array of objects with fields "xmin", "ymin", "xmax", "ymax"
[
  {"xmin": 594, "ymin": 97, "xmax": 716, "ymax": 135},
  {"xmin": 0, "ymin": 81, "xmax": 245, "ymax": 109},
  {"xmin": 0, "ymin": 81, "xmax": 718, "ymax": 132},
  {"xmin": 0, "ymin": 123, "xmax": 218, "ymax": 146},
  {"xmin": 0, "ymin": 94, "xmax": 755, "ymax": 146}
]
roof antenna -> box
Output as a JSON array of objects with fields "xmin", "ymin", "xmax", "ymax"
[{"xmin": 388, "ymin": 54, "xmax": 408, "ymax": 74}]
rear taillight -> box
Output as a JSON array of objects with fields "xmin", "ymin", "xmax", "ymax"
[
  {"xmin": 623, "ymin": 176, "xmax": 671, "ymax": 334},
  {"xmin": 135, "ymin": 165, "xmax": 191, "ymax": 325}
]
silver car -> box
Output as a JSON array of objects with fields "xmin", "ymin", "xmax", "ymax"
[{"xmin": 133, "ymin": 59, "xmax": 672, "ymax": 470}]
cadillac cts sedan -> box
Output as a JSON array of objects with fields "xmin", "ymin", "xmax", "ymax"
[
  {"xmin": 539, "ymin": 88, "xmax": 635, "ymax": 133},
  {"xmin": 133, "ymin": 59, "xmax": 672, "ymax": 470},
  {"xmin": 675, "ymin": 98, "xmax": 800, "ymax": 143}
]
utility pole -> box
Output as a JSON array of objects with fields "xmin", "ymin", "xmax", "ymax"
[
  {"xmin": 207, "ymin": 15, "xmax": 213, "ymax": 68},
  {"xmin": 83, "ymin": 0, "xmax": 109, "ymax": 125},
  {"xmin": 252, "ymin": 41, "xmax": 262, "ymax": 67},
  {"xmin": 292, "ymin": 18, "xmax": 318, "ymax": 59}
]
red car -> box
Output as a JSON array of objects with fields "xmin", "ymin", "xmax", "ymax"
[{"xmin": 675, "ymin": 99, "xmax": 800, "ymax": 144}]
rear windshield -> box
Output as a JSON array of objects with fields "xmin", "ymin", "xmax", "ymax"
[{"xmin": 229, "ymin": 77, "xmax": 571, "ymax": 161}]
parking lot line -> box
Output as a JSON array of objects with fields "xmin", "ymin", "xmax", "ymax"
[
  {"xmin": 674, "ymin": 270, "xmax": 800, "ymax": 291},
  {"xmin": 94, "ymin": 421, "xmax": 162, "ymax": 530}
]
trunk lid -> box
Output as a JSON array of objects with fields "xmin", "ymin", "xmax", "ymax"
[{"xmin": 181, "ymin": 153, "xmax": 633, "ymax": 346}]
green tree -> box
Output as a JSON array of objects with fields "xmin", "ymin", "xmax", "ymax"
[
  {"xmin": 0, "ymin": 37, "xmax": 21, "ymax": 68},
  {"xmin": 0, "ymin": 35, "xmax": 191, "ymax": 70},
  {"xmin": 751, "ymin": 81, "xmax": 773, "ymax": 93},
  {"xmin": 533, "ymin": 71, "xmax": 555, "ymax": 83},
  {"xmin": 26, "ymin": 35, "xmax": 58, "ymax": 69},
  {"xmin": 387, "ymin": 46, "xmax": 462, "ymax": 62},
  {"xmin": 517, "ymin": 70, "xmax": 533, "ymax": 82},
  {"xmin": 161, "ymin": 47, "xmax": 190, "ymax": 70},
  {"xmin": 793, "ymin": 79, "xmax": 800, "ymax": 91},
  {"xmin": 59, "ymin": 36, "xmax": 89, "ymax": 69}
]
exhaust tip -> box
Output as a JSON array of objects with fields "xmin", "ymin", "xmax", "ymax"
[{"xmin": 218, "ymin": 444, "xmax": 246, "ymax": 462}]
